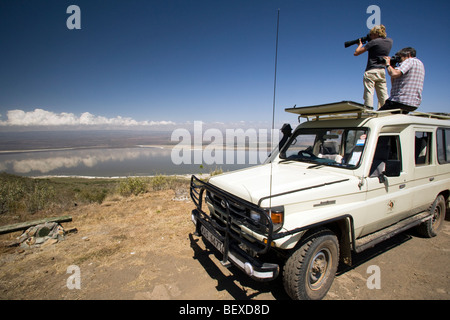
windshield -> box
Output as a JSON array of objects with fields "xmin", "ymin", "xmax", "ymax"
[{"xmin": 279, "ymin": 128, "xmax": 368, "ymax": 169}]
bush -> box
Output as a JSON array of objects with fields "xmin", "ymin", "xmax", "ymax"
[
  {"xmin": 77, "ymin": 188, "xmax": 108, "ymax": 204},
  {"xmin": 150, "ymin": 175, "xmax": 188, "ymax": 191},
  {"xmin": 0, "ymin": 173, "xmax": 55, "ymax": 214},
  {"xmin": 150, "ymin": 175, "xmax": 171, "ymax": 191},
  {"xmin": 25, "ymin": 182, "xmax": 56, "ymax": 213},
  {"xmin": 118, "ymin": 177, "xmax": 148, "ymax": 196},
  {"xmin": 0, "ymin": 177, "xmax": 25, "ymax": 214}
]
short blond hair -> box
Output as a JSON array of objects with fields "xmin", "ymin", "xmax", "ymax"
[{"xmin": 370, "ymin": 25, "xmax": 387, "ymax": 38}]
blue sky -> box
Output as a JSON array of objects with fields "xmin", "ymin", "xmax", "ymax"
[{"xmin": 0, "ymin": 0, "xmax": 449, "ymax": 130}]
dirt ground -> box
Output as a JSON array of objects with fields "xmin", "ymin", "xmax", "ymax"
[{"xmin": 0, "ymin": 189, "xmax": 449, "ymax": 300}]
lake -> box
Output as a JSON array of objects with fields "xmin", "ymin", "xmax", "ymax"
[
  {"xmin": 0, "ymin": 146, "xmax": 267, "ymax": 177},
  {"xmin": 0, "ymin": 130, "xmax": 274, "ymax": 177}
]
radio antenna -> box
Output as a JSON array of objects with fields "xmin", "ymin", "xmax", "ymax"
[{"xmin": 269, "ymin": 9, "xmax": 280, "ymax": 211}]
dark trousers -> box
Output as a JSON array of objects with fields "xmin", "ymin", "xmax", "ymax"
[{"xmin": 379, "ymin": 99, "xmax": 417, "ymax": 114}]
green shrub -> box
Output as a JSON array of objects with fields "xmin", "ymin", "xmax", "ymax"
[
  {"xmin": 26, "ymin": 182, "xmax": 56, "ymax": 213},
  {"xmin": 150, "ymin": 175, "xmax": 171, "ymax": 191},
  {"xmin": 0, "ymin": 173, "xmax": 55, "ymax": 214},
  {"xmin": 0, "ymin": 177, "xmax": 25, "ymax": 214},
  {"xmin": 77, "ymin": 188, "xmax": 108, "ymax": 204},
  {"xmin": 150, "ymin": 175, "xmax": 188, "ymax": 191},
  {"xmin": 118, "ymin": 177, "xmax": 148, "ymax": 196}
]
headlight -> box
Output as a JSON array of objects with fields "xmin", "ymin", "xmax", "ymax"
[
  {"xmin": 252, "ymin": 206, "xmax": 284, "ymax": 232},
  {"xmin": 250, "ymin": 210, "xmax": 261, "ymax": 223}
]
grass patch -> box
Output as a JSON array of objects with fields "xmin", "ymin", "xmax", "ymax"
[
  {"xmin": 0, "ymin": 172, "xmax": 190, "ymax": 224},
  {"xmin": 118, "ymin": 177, "xmax": 149, "ymax": 196},
  {"xmin": 0, "ymin": 173, "xmax": 55, "ymax": 214}
]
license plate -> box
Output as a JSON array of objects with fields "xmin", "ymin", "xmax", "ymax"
[{"xmin": 200, "ymin": 225, "xmax": 224, "ymax": 254}]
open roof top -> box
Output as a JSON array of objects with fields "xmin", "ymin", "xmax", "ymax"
[
  {"xmin": 285, "ymin": 101, "xmax": 368, "ymax": 117},
  {"xmin": 285, "ymin": 101, "xmax": 450, "ymax": 120}
]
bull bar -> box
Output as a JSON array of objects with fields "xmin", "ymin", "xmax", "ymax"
[{"xmin": 190, "ymin": 175, "xmax": 279, "ymax": 281}]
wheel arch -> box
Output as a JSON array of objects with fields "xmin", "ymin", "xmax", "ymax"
[
  {"xmin": 284, "ymin": 215, "xmax": 355, "ymax": 267},
  {"xmin": 438, "ymin": 189, "xmax": 449, "ymax": 209}
]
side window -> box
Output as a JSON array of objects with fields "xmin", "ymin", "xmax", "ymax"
[
  {"xmin": 343, "ymin": 130, "xmax": 366, "ymax": 166},
  {"xmin": 369, "ymin": 135, "xmax": 402, "ymax": 177},
  {"xmin": 415, "ymin": 131, "xmax": 432, "ymax": 165},
  {"xmin": 437, "ymin": 128, "xmax": 450, "ymax": 164}
]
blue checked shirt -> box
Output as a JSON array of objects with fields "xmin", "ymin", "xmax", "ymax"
[{"xmin": 390, "ymin": 58, "xmax": 425, "ymax": 107}]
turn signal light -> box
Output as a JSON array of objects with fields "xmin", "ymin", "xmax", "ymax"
[
  {"xmin": 267, "ymin": 206, "xmax": 284, "ymax": 232},
  {"xmin": 271, "ymin": 212, "xmax": 283, "ymax": 224}
]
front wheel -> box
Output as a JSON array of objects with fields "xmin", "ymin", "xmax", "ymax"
[{"xmin": 283, "ymin": 228, "xmax": 339, "ymax": 300}]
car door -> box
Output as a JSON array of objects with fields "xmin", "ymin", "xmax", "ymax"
[
  {"xmin": 361, "ymin": 134, "xmax": 413, "ymax": 236},
  {"xmin": 411, "ymin": 129, "xmax": 437, "ymax": 213}
]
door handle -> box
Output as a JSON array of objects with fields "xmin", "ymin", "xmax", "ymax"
[
  {"xmin": 399, "ymin": 184, "xmax": 406, "ymax": 189},
  {"xmin": 429, "ymin": 177, "xmax": 435, "ymax": 182}
]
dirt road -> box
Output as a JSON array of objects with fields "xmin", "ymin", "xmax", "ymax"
[{"xmin": 0, "ymin": 189, "xmax": 449, "ymax": 300}]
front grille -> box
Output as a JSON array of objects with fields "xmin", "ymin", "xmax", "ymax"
[
  {"xmin": 190, "ymin": 175, "xmax": 273, "ymax": 254},
  {"xmin": 206, "ymin": 191, "xmax": 269, "ymax": 235}
]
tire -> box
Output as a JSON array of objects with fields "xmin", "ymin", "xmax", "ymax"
[
  {"xmin": 283, "ymin": 228, "xmax": 339, "ymax": 300},
  {"xmin": 416, "ymin": 195, "xmax": 446, "ymax": 238}
]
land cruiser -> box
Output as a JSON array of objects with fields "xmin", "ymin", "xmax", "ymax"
[{"xmin": 189, "ymin": 101, "xmax": 450, "ymax": 300}]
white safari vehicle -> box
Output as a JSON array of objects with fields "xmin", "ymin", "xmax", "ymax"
[{"xmin": 190, "ymin": 101, "xmax": 450, "ymax": 300}]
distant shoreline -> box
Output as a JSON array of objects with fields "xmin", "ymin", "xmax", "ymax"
[
  {"xmin": 0, "ymin": 145, "xmax": 173, "ymax": 154},
  {"xmin": 29, "ymin": 173, "xmax": 209, "ymax": 180},
  {"xmin": 0, "ymin": 144, "xmax": 271, "ymax": 154}
]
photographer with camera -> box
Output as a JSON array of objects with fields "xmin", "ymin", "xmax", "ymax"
[
  {"xmin": 353, "ymin": 25, "xmax": 393, "ymax": 109},
  {"xmin": 380, "ymin": 47, "xmax": 425, "ymax": 113}
]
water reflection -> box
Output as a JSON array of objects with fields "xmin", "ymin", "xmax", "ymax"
[{"xmin": 0, "ymin": 147, "xmax": 262, "ymax": 177}]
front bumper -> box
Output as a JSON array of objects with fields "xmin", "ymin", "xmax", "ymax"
[{"xmin": 191, "ymin": 208, "xmax": 279, "ymax": 281}]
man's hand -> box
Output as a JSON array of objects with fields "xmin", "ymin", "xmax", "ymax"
[
  {"xmin": 354, "ymin": 39, "xmax": 366, "ymax": 56},
  {"xmin": 385, "ymin": 57, "xmax": 403, "ymax": 79}
]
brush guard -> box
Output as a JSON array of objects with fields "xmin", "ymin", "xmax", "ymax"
[{"xmin": 190, "ymin": 175, "xmax": 279, "ymax": 281}]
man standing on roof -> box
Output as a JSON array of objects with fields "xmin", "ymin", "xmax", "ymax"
[
  {"xmin": 380, "ymin": 47, "xmax": 425, "ymax": 113},
  {"xmin": 354, "ymin": 25, "xmax": 393, "ymax": 109}
]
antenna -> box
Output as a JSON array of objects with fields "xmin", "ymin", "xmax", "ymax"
[{"xmin": 269, "ymin": 9, "xmax": 280, "ymax": 212}]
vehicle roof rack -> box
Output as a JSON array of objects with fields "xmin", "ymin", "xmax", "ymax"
[
  {"xmin": 285, "ymin": 101, "xmax": 450, "ymax": 121},
  {"xmin": 410, "ymin": 111, "xmax": 450, "ymax": 120},
  {"xmin": 286, "ymin": 101, "xmax": 380, "ymax": 121}
]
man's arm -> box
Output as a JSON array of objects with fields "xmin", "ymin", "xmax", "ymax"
[
  {"xmin": 384, "ymin": 57, "xmax": 403, "ymax": 79},
  {"xmin": 354, "ymin": 39, "xmax": 367, "ymax": 56},
  {"xmin": 386, "ymin": 65, "xmax": 402, "ymax": 79}
]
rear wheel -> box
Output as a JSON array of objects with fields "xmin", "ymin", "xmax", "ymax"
[
  {"xmin": 417, "ymin": 195, "xmax": 446, "ymax": 238},
  {"xmin": 283, "ymin": 228, "xmax": 339, "ymax": 300}
]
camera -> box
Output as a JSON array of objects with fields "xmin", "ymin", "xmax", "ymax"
[
  {"xmin": 377, "ymin": 55, "xmax": 402, "ymax": 67},
  {"xmin": 344, "ymin": 34, "xmax": 371, "ymax": 48}
]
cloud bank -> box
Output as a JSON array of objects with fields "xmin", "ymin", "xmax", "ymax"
[{"xmin": 0, "ymin": 109, "xmax": 176, "ymax": 128}]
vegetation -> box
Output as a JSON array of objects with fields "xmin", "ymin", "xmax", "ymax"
[
  {"xmin": 0, "ymin": 172, "xmax": 190, "ymax": 219},
  {"xmin": 118, "ymin": 177, "xmax": 149, "ymax": 196},
  {"xmin": 0, "ymin": 173, "xmax": 55, "ymax": 214}
]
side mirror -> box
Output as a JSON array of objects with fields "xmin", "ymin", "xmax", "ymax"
[
  {"xmin": 378, "ymin": 160, "xmax": 401, "ymax": 183},
  {"xmin": 278, "ymin": 123, "xmax": 293, "ymax": 150},
  {"xmin": 384, "ymin": 160, "xmax": 401, "ymax": 177}
]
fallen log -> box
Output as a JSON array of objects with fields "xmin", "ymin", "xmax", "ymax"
[{"xmin": 0, "ymin": 215, "xmax": 72, "ymax": 235}]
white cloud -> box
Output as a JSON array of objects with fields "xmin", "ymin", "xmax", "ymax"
[{"xmin": 0, "ymin": 108, "xmax": 176, "ymax": 127}]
